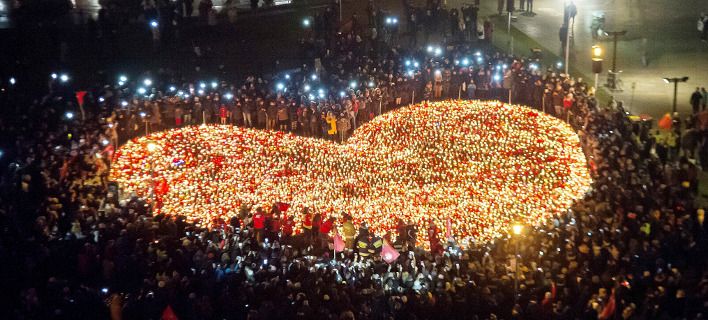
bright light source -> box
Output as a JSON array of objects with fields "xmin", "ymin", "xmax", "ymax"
[
  {"xmin": 592, "ymin": 45, "xmax": 602, "ymax": 58},
  {"xmin": 177, "ymin": 90, "xmax": 184, "ymax": 96},
  {"xmin": 199, "ymin": 82, "xmax": 206, "ymax": 89},
  {"xmin": 493, "ymin": 74, "xmax": 501, "ymax": 81},
  {"xmin": 475, "ymin": 51, "xmax": 482, "ymax": 56},
  {"xmin": 512, "ymin": 224, "xmax": 523, "ymax": 235},
  {"xmin": 169, "ymin": 86, "xmax": 176, "ymax": 92},
  {"xmin": 121, "ymin": 101, "xmax": 128, "ymax": 107},
  {"xmin": 99, "ymin": 97, "xmax": 105, "ymax": 102},
  {"xmin": 435, "ymin": 69, "xmax": 441, "ymax": 75},
  {"xmin": 302, "ymin": 18, "xmax": 311, "ymax": 27},
  {"xmin": 413, "ymin": 61, "xmax": 419, "ymax": 68},
  {"xmin": 65, "ymin": 111, "xmax": 74, "ymax": 119},
  {"xmin": 140, "ymin": 112, "xmax": 147, "ymax": 118},
  {"xmin": 556, "ymin": 61, "xmax": 563, "ymax": 68},
  {"xmin": 143, "ymin": 79, "xmax": 152, "ymax": 86},
  {"xmin": 9, "ymin": 77, "xmax": 15, "ymax": 85},
  {"xmin": 51, "ymin": 73, "xmax": 58, "ymax": 79},
  {"xmin": 198, "ymin": 89, "xmax": 205, "ymax": 95},
  {"xmin": 477, "ymin": 57, "xmax": 483, "ymax": 63},
  {"xmin": 137, "ymin": 87, "xmax": 147, "ymax": 95},
  {"xmin": 308, "ymin": 94, "xmax": 315, "ymax": 100},
  {"xmin": 311, "ymin": 74, "xmax": 317, "ymax": 81},
  {"xmin": 303, "ymin": 84, "xmax": 311, "ymax": 92},
  {"xmin": 405, "ymin": 60, "xmax": 411, "ymax": 66},
  {"xmin": 101, "ymin": 139, "xmax": 109, "ymax": 146},
  {"xmin": 503, "ymin": 64, "xmax": 508, "ymax": 69},
  {"xmin": 147, "ymin": 142, "xmax": 158, "ymax": 153},
  {"xmin": 427, "ymin": 45, "xmax": 434, "ymax": 53},
  {"xmin": 339, "ymin": 91, "xmax": 346, "ymax": 97},
  {"xmin": 224, "ymin": 93, "xmax": 233, "ymax": 100},
  {"xmin": 284, "ymin": 74, "xmax": 290, "ymax": 80},
  {"xmin": 349, "ymin": 81, "xmax": 357, "ymax": 89},
  {"xmin": 461, "ymin": 58, "xmax": 469, "ymax": 66},
  {"xmin": 118, "ymin": 81, "xmax": 125, "ymax": 86},
  {"xmin": 276, "ymin": 83, "xmax": 285, "ymax": 90},
  {"xmin": 368, "ymin": 81, "xmax": 375, "ymax": 88},
  {"xmin": 119, "ymin": 75, "xmax": 128, "ymax": 82},
  {"xmin": 59, "ymin": 74, "xmax": 69, "ymax": 82},
  {"xmin": 211, "ymin": 81, "xmax": 218, "ymax": 89},
  {"xmin": 434, "ymin": 47, "xmax": 442, "ymax": 56},
  {"xmin": 407, "ymin": 70, "xmax": 414, "ymax": 77},
  {"xmin": 150, "ymin": 20, "xmax": 158, "ymax": 28},
  {"xmin": 318, "ymin": 91, "xmax": 325, "ymax": 98}
]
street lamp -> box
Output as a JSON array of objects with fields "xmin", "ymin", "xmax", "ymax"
[
  {"xmin": 591, "ymin": 45, "xmax": 603, "ymax": 90},
  {"xmin": 605, "ymin": 30, "xmax": 627, "ymax": 90},
  {"xmin": 511, "ymin": 223, "xmax": 524, "ymax": 304},
  {"xmin": 663, "ymin": 77, "xmax": 689, "ymax": 113}
]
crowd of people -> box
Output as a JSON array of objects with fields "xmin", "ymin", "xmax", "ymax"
[{"xmin": 2, "ymin": 1, "xmax": 708, "ymax": 320}]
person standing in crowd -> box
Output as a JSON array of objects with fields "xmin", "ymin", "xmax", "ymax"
[
  {"xmin": 256, "ymin": 102, "xmax": 267, "ymax": 128},
  {"xmin": 277, "ymin": 103, "xmax": 289, "ymax": 131},
  {"xmin": 336, "ymin": 113, "xmax": 350, "ymax": 143},
  {"xmin": 325, "ymin": 112, "xmax": 337, "ymax": 140},
  {"xmin": 699, "ymin": 13, "xmax": 707, "ymax": 42},
  {"xmin": 701, "ymin": 87, "xmax": 707, "ymax": 111},
  {"xmin": 342, "ymin": 214, "xmax": 356, "ymax": 250},
  {"xmin": 691, "ymin": 87, "xmax": 703, "ymax": 113},
  {"xmin": 243, "ymin": 96, "xmax": 255, "ymax": 127},
  {"xmin": 252, "ymin": 207, "xmax": 265, "ymax": 243},
  {"xmin": 266, "ymin": 100, "xmax": 277, "ymax": 130}
]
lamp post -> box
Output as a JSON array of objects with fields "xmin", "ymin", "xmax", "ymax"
[
  {"xmin": 605, "ymin": 30, "xmax": 627, "ymax": 90},
  {"xmin": 512, "ymin": 223, "xmax": 524, "ymax": 304},
  {"xmin": 663, "ymin": 77, "xmax": 689, "ymax": 113},
  {"xmin": 591, "ymin": 45, "xmax": 603, "ymax": 91}
]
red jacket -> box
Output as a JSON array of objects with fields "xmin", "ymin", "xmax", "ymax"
[{"xmin": 253, "ymin": 213, "xmax": 265, "ymax": 229}]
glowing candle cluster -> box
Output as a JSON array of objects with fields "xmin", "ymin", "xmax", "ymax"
[{"xmin": 110, "ymin": 100, "xmax": 591, "ymax": 247}]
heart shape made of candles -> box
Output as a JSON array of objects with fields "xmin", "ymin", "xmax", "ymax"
[{"xmin": 110, "ymin": 100, "xmax": 591, "ymax": 247}]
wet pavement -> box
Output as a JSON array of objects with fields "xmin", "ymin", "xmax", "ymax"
[{"xmin": 449, "ymin": 0, "xmax": 708, "ymax": 118}]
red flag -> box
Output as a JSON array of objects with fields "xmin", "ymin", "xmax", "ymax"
[
  {"xmin": 333, "ymin": 233, "xmax": 345, "ymax": 252},
  {"xmin": 380, "ymin": 241, "xmax": 400, "ymax": 264},
  {"xmin": 75, "ymin": 91, "xmax": 87, "ymax": 107},
  {"xmin": 598, "ymin": 289, "xmax": 616, "ymax": 320},
  {"xmin": 277, "ymin": 202, "xmax": 290, "ymax": 213},
  {"xmin": 162, "ymin": 305, "xmax": 178, "ymax": 320}
]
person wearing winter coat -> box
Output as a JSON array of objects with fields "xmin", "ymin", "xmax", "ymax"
[{"xmin": 325, "ymin": 112, "xmax": 337, "ymax": 139}]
